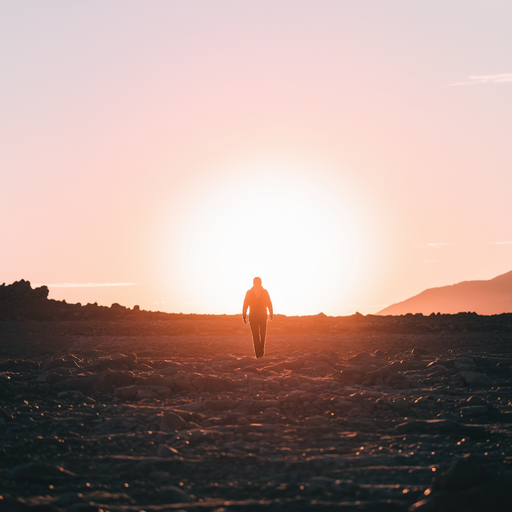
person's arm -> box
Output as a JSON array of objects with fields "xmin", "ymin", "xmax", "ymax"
[
  {"xmin": 242, "ymin": 292, "xmax": 249, "ymax": 323},
  {"xmin": 267, "ymin": 291, "xmax": 273, "ymax": 321}
]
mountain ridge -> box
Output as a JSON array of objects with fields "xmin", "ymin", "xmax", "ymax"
[{"xmin": 377, "ymin": 270, "xmax": 512, "ymax": 315}]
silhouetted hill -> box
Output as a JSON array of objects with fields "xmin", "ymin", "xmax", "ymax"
[
  {"xmin": 378, "ymin": 270, "xmax": 512, "ymax": 316},
  {"xmin": 0, "ymin": 280, "xmax": 146, "ymax": 321}
]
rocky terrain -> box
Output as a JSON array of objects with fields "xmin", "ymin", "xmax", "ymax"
[{"xmin": 1, "ymin": 322, "xmax": 512, "ymax": 512}]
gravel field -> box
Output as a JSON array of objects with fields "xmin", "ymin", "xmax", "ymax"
[{"xmin": 1, "ymin": 321, "xmax": 512, "ymax": 511}]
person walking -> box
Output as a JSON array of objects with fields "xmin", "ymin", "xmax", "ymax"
[{"xmin": 242, "ymin": 277, "xmax": 273, "ymax": 358}]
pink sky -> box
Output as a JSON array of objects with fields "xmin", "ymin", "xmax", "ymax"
[{"xmin": 1, "ymin": 1, "xmax": 512, "ymax": 315}]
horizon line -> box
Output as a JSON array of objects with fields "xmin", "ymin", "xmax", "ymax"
[{"xmin": 33, "ymin": 282, "xmax": 138, "ymax": 288}]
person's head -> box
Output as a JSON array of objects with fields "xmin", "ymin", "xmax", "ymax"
[{"xmin": 253, "ymin": 277, "xmax": 262, "ymax": 287}]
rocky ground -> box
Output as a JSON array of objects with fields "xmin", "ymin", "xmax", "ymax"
[{"xmin": 1, "ymin": 323, "xmax": 512, "ymax": 511}]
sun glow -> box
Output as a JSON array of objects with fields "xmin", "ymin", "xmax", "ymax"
[{"xmin": 155, "ymin": 155, "xmax": 368, "ymax": 315}]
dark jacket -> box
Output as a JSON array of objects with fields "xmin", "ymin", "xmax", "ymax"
[{"xmin": 243, "ymin": 287, "xmax": 273, "ymax": 321}]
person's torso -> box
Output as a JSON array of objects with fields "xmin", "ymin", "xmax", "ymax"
[{"xmin": 248, "ymin": 288, "xmax": 268, "ymax": 316}]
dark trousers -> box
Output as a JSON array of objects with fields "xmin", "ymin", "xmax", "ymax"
[{"xmin": 249, "ymin": 317, "xmax": 267, "ymax": 358}]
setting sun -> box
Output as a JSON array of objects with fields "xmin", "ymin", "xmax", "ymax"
[{"xmin": 154, "ymin": 155, "xmax": 369, "ymax": 315}]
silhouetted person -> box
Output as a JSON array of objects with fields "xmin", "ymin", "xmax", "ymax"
[{"xmin": 242, "ymin": 277, "xmax": 273, "ymax": 358}]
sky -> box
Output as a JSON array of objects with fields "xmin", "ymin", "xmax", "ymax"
[{"xmin": 1, "ymin": 0, "xmax": 512, "ymax": 316}]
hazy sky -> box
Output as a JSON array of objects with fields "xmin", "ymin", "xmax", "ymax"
[{"xmin": 2, "ymin": 1, "xmax": 511, "ymax": 316}]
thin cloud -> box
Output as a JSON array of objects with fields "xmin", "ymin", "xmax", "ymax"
[
  {"xmin": 488, "ymin": 241, "xmax": 512, "ymax": 245},
  {"xmin": 449, "ymin": 73, "xmax": 512, "ymax": 86},
  {"xmin": 34, "ymin": 282, "xmax": 137, "ymax": 288}
]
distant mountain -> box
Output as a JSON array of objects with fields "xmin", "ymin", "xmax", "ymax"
[{"xmin": 377, "ymin": 270, "xmax": 512, "ymax": 316}]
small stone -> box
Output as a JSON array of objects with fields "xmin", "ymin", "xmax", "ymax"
[
  {"xmin": 114, "ymin": 385, "xmax": 140, "ymax": 399},
  {"xmin": 283, "ymin": 390, "xmax": 303, "ymax": 403},
  {"xmin": 82, "ymin": 491, "xmax": 133, "ymax": 504},
  {"xmin": 261, "ymin": 407, "xmax": 280, "ymax": 420},
  {"xmin": 281, "ymin": 375, "xmax": 301, "ymax": 388},
  {"xmin": 155, "ymin": 485, "xmax": 192, "ymax": 503},
  {"xmin": 136, "ymin": 388, "xmax": 158, "ymax": 400},
  {"xmin": 147, "ymin": 385, "xmax": 172, "ymax": 397},
  {"xmin": 156, "ymin": 444, "xmax": 179, "ymax": 457},
  {"xmin": 304, "ymin": 415, "xmax": 329, "ymax": 426},
  {"xmin": 57, "ymin": 390, "xmax": 83, "ymax": 400},
  {"xmin": 263, "ymin": 380, "xmax": 282, "ymax": 393},
  {"xmin": 330, "ymin": 397, "xmax": 355, "ymax": 409},
  {"xmin": 347, "ymin": 352, "xmax": 374, "ymax": 365},
  {"xmin": 466, "ymin": 395, "xmax": 487, "ymax": 405},
  {"xmin": 430, "ymin": 458, "xmax": 488, "ymax": 492},
  {"xmin": 454, "ymin": 357, "xmax": 476, "ymax": 371},
  {"xmin": 95, "ymin": 370, "xmax": 137, "ymax": 393},
  {"xmin": 53, "ymin": 492, "xmax": 84, "ymax": 506},
  {"xmin": 460, "ymin": 371, "xmax": 492, "ymax": 387},
  {"xmin": 237, "ymin": 415, "xmax": 249, "ymax": 425},
  {"xmin": 10, "ymin": 462, "xmax": 77, "ymax": 482},
  {"xmin": 191, "ymin": 375, "xmax": 231, "ymax": 393},
  {"xmin": 460, "ymin": 405, "xmax": 487, "ymax": 417},
  {"xmin": 172, "ymin": 373, "xmax": 195, "ymax": 392},
  {"xmin": 213, "ymin": 353, "xmax": 238, "ymax": 362},
  {"xmin": 161, "ymin": 411, "xmax": 187, "ymax": 430},
  {"xmin": 148, "ymin": 471, "xmax": 171, "ymax": 481}
]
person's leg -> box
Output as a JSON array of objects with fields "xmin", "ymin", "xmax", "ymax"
[
  {"xmin": 259, "ymin": 318, "xmax": 267, "ymax": 357},
  {"xmin": 249, "ymin": 321, "xmax": 261, "ymax": 358}
]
